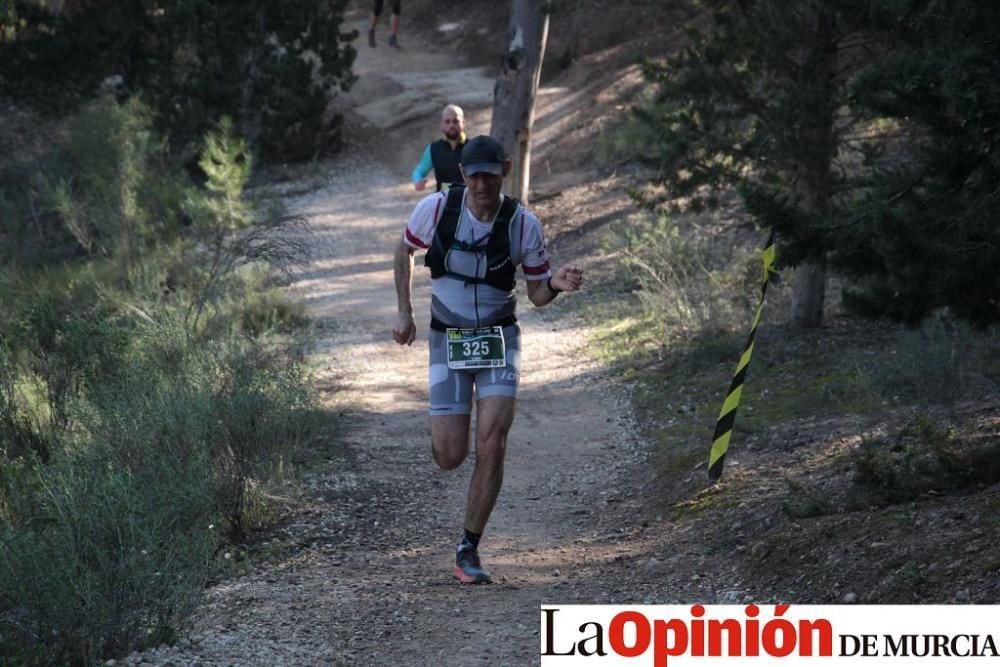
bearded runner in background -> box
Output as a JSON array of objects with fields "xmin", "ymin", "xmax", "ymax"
[{"xmin": 412, "ymin": 104, "xmax": 467, "ymax": 193}]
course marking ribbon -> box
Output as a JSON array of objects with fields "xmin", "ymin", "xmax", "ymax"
[{"xmin": 707, "ymin": 229, "xmax": 777, "ymax": 482}]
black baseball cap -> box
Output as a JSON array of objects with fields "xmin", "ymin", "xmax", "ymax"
[{"xmin": 460, "ymin": 135, "xmax": 509, "ymax": 176}]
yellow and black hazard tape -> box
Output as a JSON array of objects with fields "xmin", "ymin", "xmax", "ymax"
[{"xmin": 707, "ymin": 229, "xmax": 777, "ymax": 482}]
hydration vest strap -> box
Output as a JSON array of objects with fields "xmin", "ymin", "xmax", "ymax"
[
  {"xmin": 445, "ymin": 270, "xmax": 485, "ymax": 285},
  {"xmin": 428, "ymin": 186, "xmax": 466, "ymax": 263},
  {"xmin": 494, "ymin": 196, "xmax": 519, "ymax": 229},
  {"xmin": 425, "ymin": 186, "xmax": 521, "ymax": 292}
]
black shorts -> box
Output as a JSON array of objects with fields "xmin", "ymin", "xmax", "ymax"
[{"xmin": 373, "ymin": 0, "xmax": 401, "ymax": 16}]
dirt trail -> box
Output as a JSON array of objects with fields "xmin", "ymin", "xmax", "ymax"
[{"xmin": 126, "ymin": 16, "xmax": 657, "ymax": 667}]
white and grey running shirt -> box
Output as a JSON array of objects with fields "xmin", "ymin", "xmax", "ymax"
[{"xmin": 403, "ymin": 189, "xmax": 552, "ymax": 327}]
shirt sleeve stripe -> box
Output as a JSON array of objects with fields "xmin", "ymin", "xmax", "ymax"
[
  {"xmin": 405, "ymin": 227, "xmax": 429, "ymax": 249},
  {"xmin": 523, "ymin": 261, "xmax": 550, "ymax": 276}
]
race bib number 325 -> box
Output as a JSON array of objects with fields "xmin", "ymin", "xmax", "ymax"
[{"xmin": 446, "ymin": 326, "xmax": 506, "ymax": 370}]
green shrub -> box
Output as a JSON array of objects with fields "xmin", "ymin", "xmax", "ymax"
[
  {"xmin": 0, "ymin": 94, "xmax": 318, "ymax": 663},
  {"xmin": 781, "ymin": 478, "xmax": 833, "ymax": 519},
  {"xmin": 205, "ymin": 340, "xmax": 314, "ymax": 537},
  {"xmin": 0, "ymin": 315, "xmax": 317, "ymax": 662},
  {"xmin": 1, "ymin": 99, "xmax": 308, "ymax": 288},
  {"xmin": 606, "ymin": 212, "xmax": 756, "ymax": 341},
  {"xmin": 238, "ymin": 288, "xmax": 309, "ymax": 337},
  {"xmin": 859, "ymin": 317, "xmax": 981, "ymax": 405},
  {"xmin": 182, "ymin": 117, "xmax": 311, "ymax": 331},
  {"xmin": 593, "ymin": 94, "xmax": 663, "ymax": 167},
  {"xmin": 1, "ymin": 448, "xmax": 217, "ymax": 664},
  {"xmin": 854, "ymin": 416, "xmax": 958, "ymax": 503},
  {"xmin": 0, "ymin": 97, "xmax": 189, "ymax": 272},
  {"xmin": 853, "ymin": 414, "xmax": 1000, "ymax": 504},
  {"xmin": 0, "ymin": 343, "xmax": 48, "ymax": 464},
  {"xmin": 77, "ymin": 316, "xmax": 316, "ymax": 537},
  {"xmin": 3, "ymin": 284, "xmax": 131, "ymax": 448},
  {"xmin": 59, "ymin": 98, "xmax": 188, "ymax": 269}
]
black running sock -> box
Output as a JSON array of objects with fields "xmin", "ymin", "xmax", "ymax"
[{"xmin": 461, "ymin": 530, "xmax": 481, "ymax": 549}]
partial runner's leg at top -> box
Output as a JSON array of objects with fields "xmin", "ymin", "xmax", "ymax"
[
  {"xmin": 370, "ymin": 0, "xmax": 401, "ymax": 48},
  {"xmin": 368, "ymin": 0, "xmax": 383, "ymax": 47},
  {"xmin": 388, "ymin": 10, "xmax": 401, "ymax": 48}
]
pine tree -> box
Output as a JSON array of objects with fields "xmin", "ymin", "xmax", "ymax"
[
  {"xmin": 640, "ymin": 1, "xmax": 1000, "ymax": 327},
  {"xmin": 830, "ymin": 1, "xmax": 1000, "ymax": 324},
  {"xmin": 637, "ymin": 1, "xmax": 878, "ymax": 327},
  {"xmin": 0, "ymin": 0, "xmax": 357, "ymax": 161}
]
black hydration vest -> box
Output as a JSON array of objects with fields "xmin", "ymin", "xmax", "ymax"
[
  {"xmin": 429, "ymin": 139, "xmax": 465, "ymax": 191},
  {"xmin": 424, "ymin": 185, "xmax": 520, "ymax": 293}
]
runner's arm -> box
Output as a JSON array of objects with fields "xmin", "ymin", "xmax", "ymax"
[
  {"xmin": 393, "ymin": 238, "xmax": 417, "ymax": 345},
  {"xmin": 412, "ymin": 145, "xmax": 433, "ymax": 191},
  {"xmin": 526, "ymin": 264, "xmax": 584, "ymax": 307},
  {"xmin": 394, "ymin": 192, "xmax": 441, "ymax": 341},
  {"xmin": 519, "ymin": 209, "xmax": 582, "ymax": 306}
]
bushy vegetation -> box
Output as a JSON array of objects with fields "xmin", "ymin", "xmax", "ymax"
[
  {"xmin": 0, "ymin": 98, "xmax": 318, "ymax": 664},
  {"xmin": 853, "ymin": 415, "xmax": 1000, "ymax": 504},
  {"xmin": 857, "ymin": 317, "xmax": 991, "ymax": 406},
  {"xmin": 606, "ymin": 211, "xmax": 759, "ymax": 339},
  {"xmin": 0, "ymin": 0, "xmax": 356, "ymax": 161}
]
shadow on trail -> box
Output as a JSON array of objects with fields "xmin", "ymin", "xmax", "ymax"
[{"xmin": 292, "ymin": 258, "xmax": 391, "ymax": 284}]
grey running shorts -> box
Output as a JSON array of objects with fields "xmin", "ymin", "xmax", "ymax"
[{"xmin": 428, "ymin": 324, "xmax": 520, "ymax": 415}]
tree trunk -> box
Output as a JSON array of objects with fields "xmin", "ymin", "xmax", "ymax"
[
  {"xmin": 790, "ymin": 9, "xmax": 837, "ymax": 328},
  {"xmin": 791, "ymin": 259, "xmax": 827, "ymax": 326},
  {"xmin": 490, "ymin": 0, "xmax": 550, "ymax": 204}
]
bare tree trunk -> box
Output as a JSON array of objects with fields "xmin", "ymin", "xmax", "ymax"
[
  {"xmin": 791, "ymin": 259, "xmax": 827, "ymax": 325},
  {"xmin": 791, "ymin": 10, "xmax": 837, "ymax": 328},
  {"xmin": 490, "ymin": 0, "xmax": 550, "ymax": 204}
]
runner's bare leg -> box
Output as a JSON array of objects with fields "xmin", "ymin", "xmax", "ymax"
[
  {"xmin": 464, "ymin": 396, "xmax": 516, "ymax": 533},
  {"xmin": 431, "ymin": 415, "xmax": 471, "ymax": 470}
]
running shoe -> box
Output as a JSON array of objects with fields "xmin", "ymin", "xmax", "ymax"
[
  {"xmin": 388, "ymin": 33, "xmax": 400, "ymax": 49},
  {"xmin": 454, "ymin": 544, "xmax": 492, "ymax": 584},
  {"xmin": 368, "ymin": 29, "xmax": 376, "ymax": 48}
]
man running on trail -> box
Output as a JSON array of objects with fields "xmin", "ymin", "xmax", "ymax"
[
  {"xmin": 392, "ymin": 135, "xmax": 584, "ymax": 584},
  {"xmin": 412, "ymin": 105, "xmax": 467, "ymax": 193}
]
